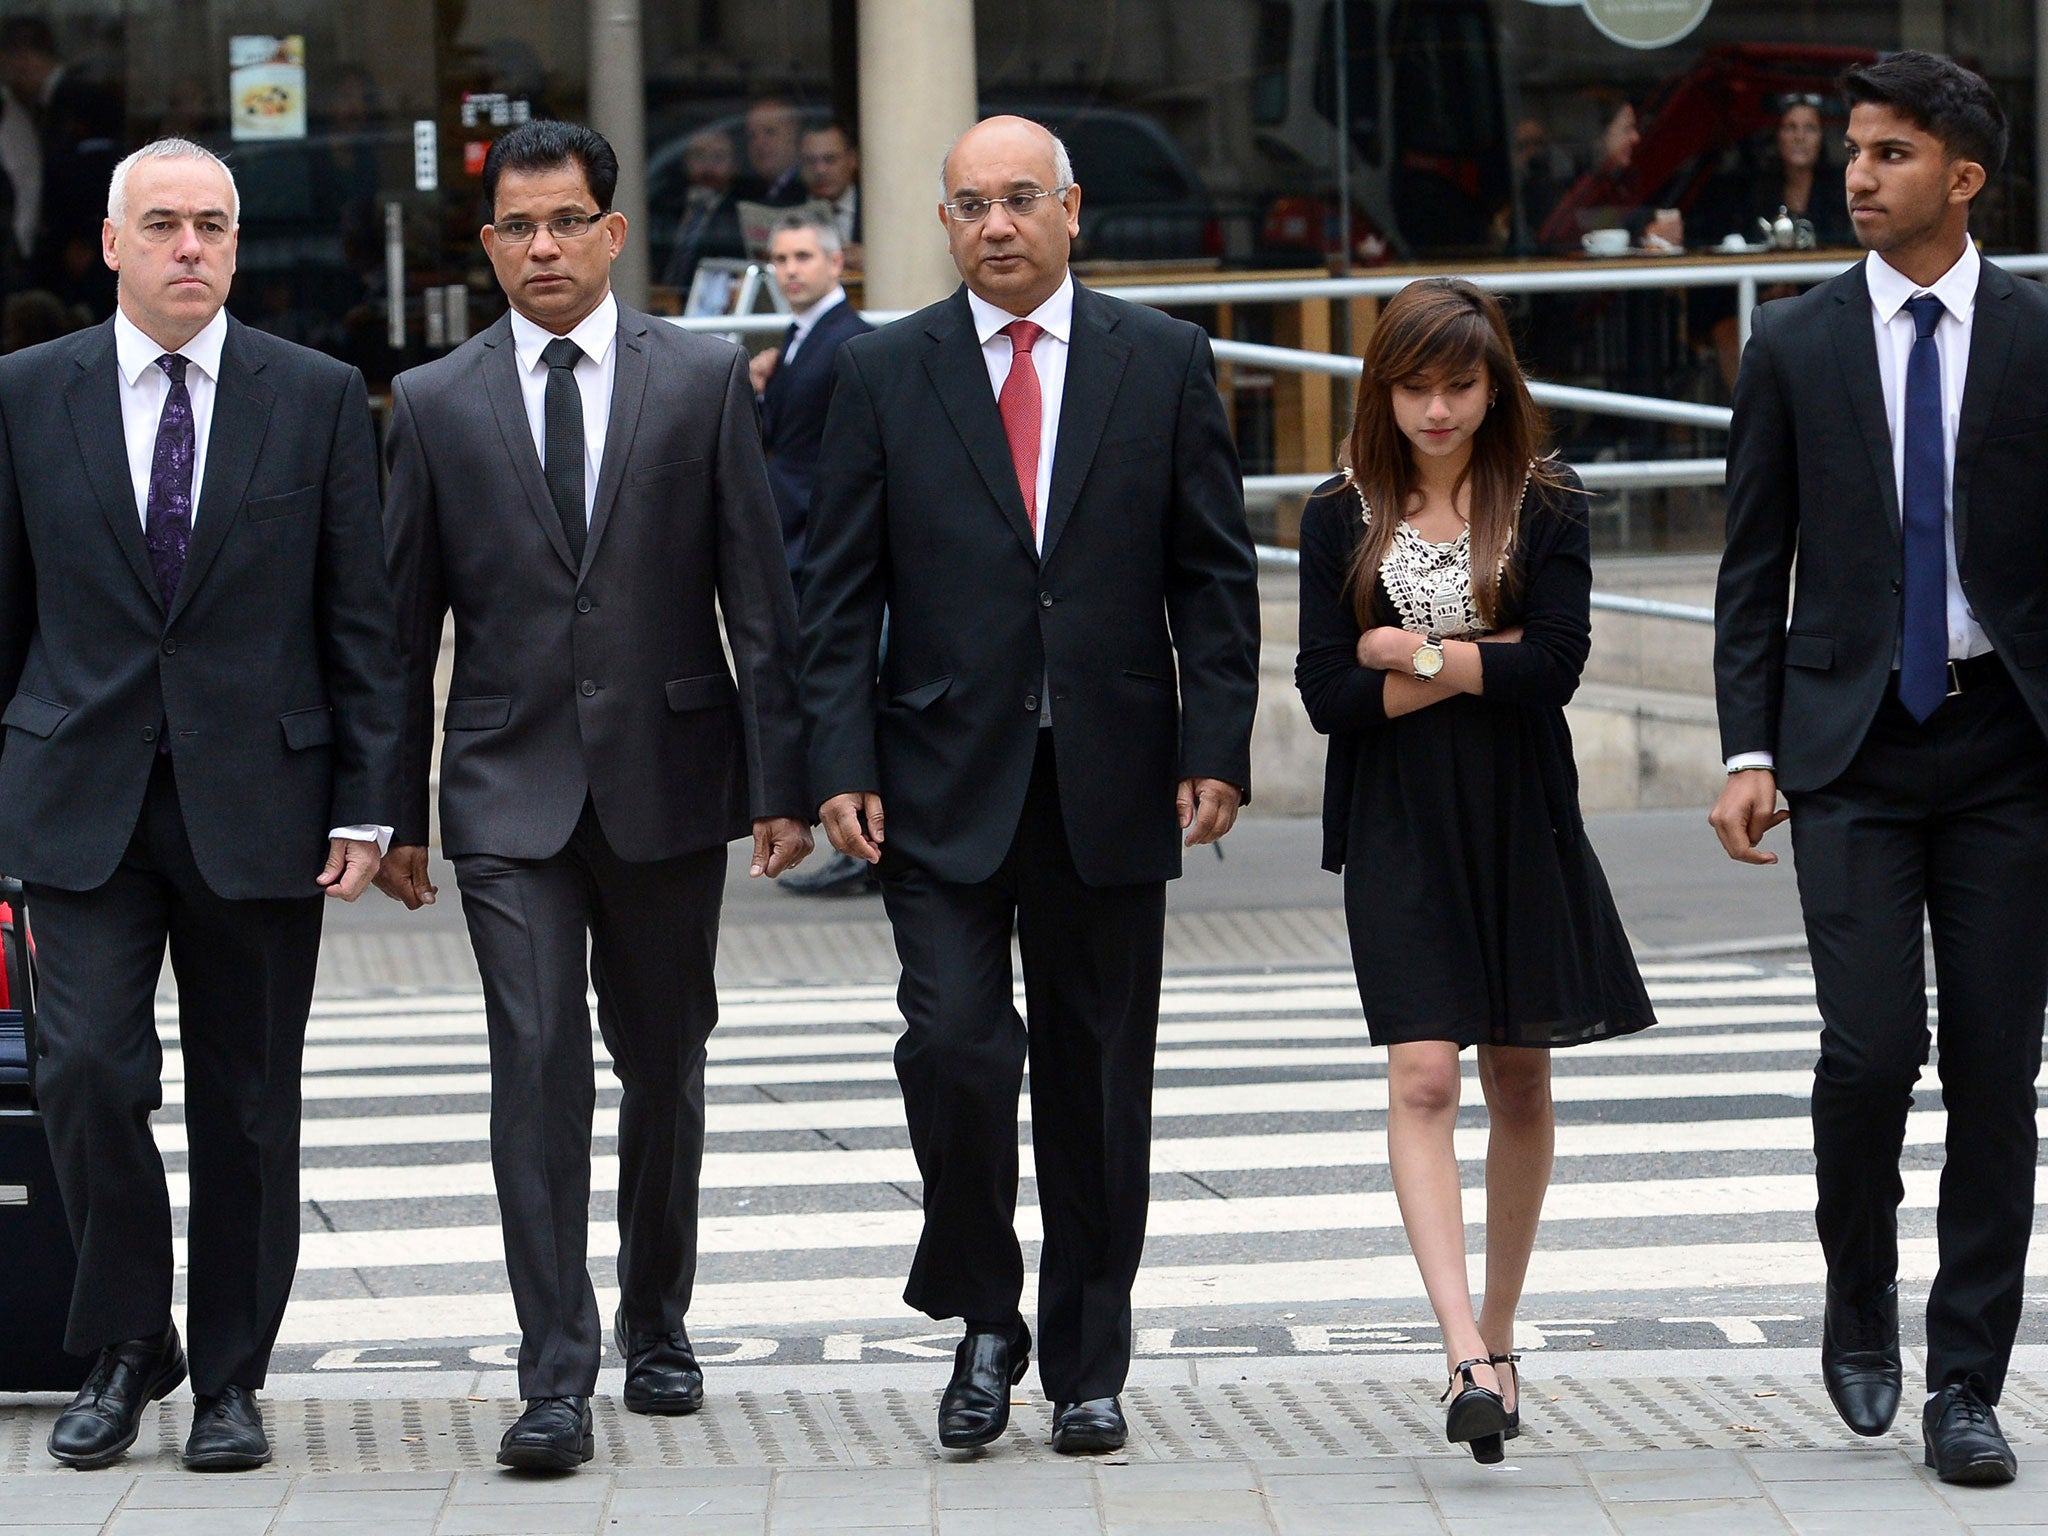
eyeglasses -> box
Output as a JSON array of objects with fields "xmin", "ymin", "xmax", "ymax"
[
  {"xmin": 490, "ymin": 212, "xmax": 608, "ymax": 244},
  {"xmin": 943, "ymin": 186, "xmax": 1071, "ymax": 223}
]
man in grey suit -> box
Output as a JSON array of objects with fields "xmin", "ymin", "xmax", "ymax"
[{"xmin": 378, "ymin": 122, "xmax": 812, "ymax": 1471}]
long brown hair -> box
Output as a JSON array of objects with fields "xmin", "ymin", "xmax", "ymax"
[{"xmin": 1340, "ymin": 277, "xmax": 1567, "ymax": 631}]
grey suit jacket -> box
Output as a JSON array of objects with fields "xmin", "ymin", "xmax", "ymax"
[{"xmin": 384, "ymin": 302, "xmax": 808, "ymax": 861}]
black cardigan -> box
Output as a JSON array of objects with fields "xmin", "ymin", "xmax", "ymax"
[{"xmin": 1293, "ymin": 468, "xmax": 1595, "ymax": 874}]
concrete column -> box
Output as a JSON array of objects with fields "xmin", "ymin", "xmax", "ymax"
[
  {"xmin": 590, "ymin": 0, "xmax": 650, "ymax": 308},
  {"xmin": 858, "ymin": 0, "xmax": 978, "ymax": 309},
  {"xmin": 2038, "ymin": 0, "xmax": 2048, "ymax": 250}
]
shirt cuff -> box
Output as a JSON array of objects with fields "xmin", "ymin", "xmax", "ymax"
[
  {"xmin": 1723, "ymin": 752, "xmax": 1775, "ymax": 773},
  {"xmin": 329, "ymin": 824, "xmax": 394, "ymax": 855}
]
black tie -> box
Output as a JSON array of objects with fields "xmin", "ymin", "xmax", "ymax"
[{"xmin": 541, "ymin": 336, "xmax": 586, "ymax": 566}]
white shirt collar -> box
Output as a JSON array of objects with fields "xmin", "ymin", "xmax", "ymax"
[
  {"xmin": 114, "ymin": 303, "xmax": 227, "ymax": 387},
  {"xmin": 1867, "ymin": 241, "xmax": 1980, "ymax": 327},
  {"xmin": 509, "ymin": 289, "xmax": 619, "ymax": 373},
  {"xmin": 967, "ymin": 271, "xmax": 1075, "ymax": 348},
  {"xmin": 792, "ymin": 285, "xmax": 847, "ymax": 339}
]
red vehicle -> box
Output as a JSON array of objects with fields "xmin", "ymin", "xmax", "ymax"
[{"xmin": 1537, "ymin": 44, "xmax": 1880, "ymax": 251}]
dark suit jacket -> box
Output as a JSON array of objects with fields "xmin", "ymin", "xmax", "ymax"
[
  {"xmin": 1715, "ymin": 257, "xmax": 2048, "ymax": 792},
  {"xmin": 384, "ymin": 302, "xmax": 809, "ymax": 863},
  {"xmin": 0, "ymin": 316, "xmax": 402, "ymax": 898},
  {"xmin": 800, "ymin": 281, "xmax": 1262, "ymax": 888},
  {"xmin": 761, "ymin": 298, "xmax": 874, "ymax": 576}
]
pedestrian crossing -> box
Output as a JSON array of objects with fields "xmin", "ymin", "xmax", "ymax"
[{"xmin": 142, "ymin": 958, "xmax": 2024, "ymax": 1366}]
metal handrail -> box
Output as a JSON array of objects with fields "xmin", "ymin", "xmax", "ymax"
[{"xmin": 1247, "ymin": 458, "xmax": 1726, "ymax": 502}]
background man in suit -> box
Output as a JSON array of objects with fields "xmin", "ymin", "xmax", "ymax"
[
  {"xmin": 0, "ymin": 138, "xmax": 399, "ymax": 1471},
  {"xmin": 800, "ymin": 115, "xmax": 1261, "ymax": 1455},
  {"xmin": 799, "ymin": 121, "xmax": 862, "ymax": 268},
  {"xmin": 378, "ymin": 121, "xmax": 811, "ymax": 1472},
  {"xmin": 1712, "ymin": 54, "xmax": 2048, "ymax": 1485},
  {"xmin": 753, "ymin": 214, "xmax": 873, "ymax": 897}
]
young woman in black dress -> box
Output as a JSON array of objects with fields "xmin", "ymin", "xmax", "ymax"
[{"xmin": 1294, "ymin": 278, "xmax": 1654, "ymax": 1463}]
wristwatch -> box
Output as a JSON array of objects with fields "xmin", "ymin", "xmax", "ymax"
[{"xmin": 1411, "ymin": 640, "xmax": 1446, "ymax": 681}]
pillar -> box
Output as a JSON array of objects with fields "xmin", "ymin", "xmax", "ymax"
[
  {"xmin": 857, "ymin": 0, "xmax": 978, "ymax": 309},
  {"xmin": 590, "ymin": 0, "xmax": 650, "ymax": 308}
]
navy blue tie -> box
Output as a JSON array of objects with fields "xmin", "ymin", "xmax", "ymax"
[{"xmin": 1898, "ymin": 294, "xmax": 1948, "ymax": 722}]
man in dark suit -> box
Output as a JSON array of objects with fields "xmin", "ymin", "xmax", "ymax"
[
  {"xmin": 0, "ymin": 138, "xmax": 400, "ymax": 1470},
  {"xmin": 1712, "ymin": 54, "xmax": 2048, "ymax": 1485},
  {"xmin": 378, "ymin": 121, "xmax": 811, "ymax": 1472},
  {"xmin": 801, "ymin": 115, "xmax": 1261, "ymax": 1454}
]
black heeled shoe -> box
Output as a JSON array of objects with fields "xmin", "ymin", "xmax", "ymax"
[
  {"xmin": 1442, "ymin": 1358, "xmax": 1510, "ymax": 1464},
  {"xmin": 1490, "ymin": 1352, "xmax": 1522, "ymax": 1440}
]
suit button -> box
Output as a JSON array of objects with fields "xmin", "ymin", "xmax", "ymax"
[
  {"xmin": 140, "ymin": 725, "xmax": 157, "ymax": 743},
  {"xmin": 1024, "ymin": 694, "xmax": 1040, "ymax": 713},
  {"xmin": 580, "ymin": 680, "xmax": 597, "ymax": 697},
  {"xmin": 1891, "ymin": 579, "xmax": 1902, "ymax": 595},
  {"xmin": 1039, "ymin": 591, "xmax": 1053, "ymax": 608},
  {"xmin": 161, "ymin": 638, "xmax": 177, "ymax": 655},
  {"xmin": 576, "ymin": 596, "xmax": 592, "ymax": 613}
]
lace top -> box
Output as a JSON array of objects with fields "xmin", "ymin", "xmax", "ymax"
[{"xmin": 1353, "ymin": 473, "xmax": 1526, "ymax": 639}]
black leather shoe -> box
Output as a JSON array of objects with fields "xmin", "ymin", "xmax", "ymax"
[
  {"xmin": 1821, "ymin": 1281, "xmax": 1901, "ymax": 1436},
  {"xmin": 1050, "ymin": 1397, "xmax": 1126, "ymax": 1455},
  {"xmin": 497, "ymin": 1396, "xmax": 594, "ymax": 1471},
  {"xmin": 615, "ymin": 1310, "xmax": 704, "ymax": 1416},
  {"xmin": 937, "ymin": 1320, "xmax": 1031, "ymax": 1449},
  {"xmin": 1490, "ymin": 1352, "xmax": 1523, "ymax": 1440},
  {"xmin": 1443, "ymin": 1359, "xmax": 1510, "ymax": 1465},
  {"xmin": 1924, "ymin": 1378, "xmax": 2017, "ymax": 1485},
  {"xmin": 183, "ymin": 1385, "xmax": 271, "ymax": 1471},
  {"xmin": 47, "ymin": 1325, "xmax": 187, "ymax": 1470}
]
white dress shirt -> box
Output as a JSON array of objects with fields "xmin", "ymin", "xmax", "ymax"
[
  {"xmin": 0, "ymin": 86, "xmax": 40, "ymax": 259},
  {"xmin": 831, "ymin": 186, "xmax": 859, "ymax": 248},
  {"xmin": 508, "ymin": 290, "xmax": 618, "ymax": 522},
  {"xmin": 1725, "ymin": 244, "xmax": 1992, "ymax": 773},
  {"xmin": 966, "ymin": 272, "xmax": 1073, "ymax": 556},
  {"xmin": 116, "ymin": 304, "xmax": 390, "ymax": 851},
  {"xmin": 781, "ymin": 285, "xmax": 846, "ymax": 367}
]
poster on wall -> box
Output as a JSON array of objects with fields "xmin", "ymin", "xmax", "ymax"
[{"xmin": 229, "ymin": 34, "xmax": 307, "ymax": 141}]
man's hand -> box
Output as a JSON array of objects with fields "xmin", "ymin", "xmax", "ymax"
[
  {"xmin": 1179, "ymin": 778, "xmax": 1243, "ymax": 847},
  {"xmin": 819, "ymin": 791, "xmax": 886, "ymax": 863},
  {"xmin": 318, "ymin": 837, "xmax": 382, "ymax": 901},
  {"xmin": 1708, "ymin": 769, "xmax": 1789, "ymax": 865},
  {"xmin": 751, "ymin": 816, "xmax": 815, "ymax": 878},
  {"xmin": 372, "ymin": 843, "xmax": 437, "ymax": 909},
  {"xmin": 749, "ymin": 346, "xmax": 781, "ymax": 394}
]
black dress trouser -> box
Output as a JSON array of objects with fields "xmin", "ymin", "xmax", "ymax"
[
  {"xmin": 452, "ymin": 799, "xmax": 725, "ymax": 1399},
  {"xmin": 27, "ymin": 754, "xmax": 323, "ymax": 1395},
  {"xmin": 880, "ymin": 731, "xmax": 1167, "ymax": 1404},
  {"xmin": 1789, "ymin": 666, "xmax": 2048, "ymax": 1400}
]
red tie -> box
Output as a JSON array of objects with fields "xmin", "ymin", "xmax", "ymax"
[{"xmin": 997, "ymin": 320, "xmax": 1044, "ymax": 530}]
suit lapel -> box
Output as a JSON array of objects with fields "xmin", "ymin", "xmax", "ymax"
[
  {"xmin": 64, "ymin": 321, "xmax": 162, "ymax": 611},
  {"xmin": 1826, "ymin": 264, "xmax": 1902, "ymax": 535},
  {"xmin": 479, "ymin": 315, "xmax": 577, "ymax": 573},
  {"xmin": 920, "ymin": 289, "xmax": 1038, "ymax": 561},
  {"xmin": 169, "ymin": 318, "xmax": 275, "ymax": 625},
  {"xmin": 582, "ymin": 306, "xmax": 650, "ymax": 577},
  {"xmin": 1040, "ymin": 284, "xmax": 1131, "ymax": 564},
  {"xmin": 1951, "ymin": 260, "xmax": 2017, "ymax": 566}
]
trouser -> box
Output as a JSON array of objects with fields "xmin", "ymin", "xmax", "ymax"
[
  {"xmin": 1790, "ymin": 665, "xmax": 2048, "ymax": 1398},
  {"xmin": 453, "ymin": 800, "xmax": 726, "ymax": 1399},
  {"xmin": 28, "ymin": 753, "xmax": 323, "ymax": 1395},
  {"xmin": 880, "ymin": 732, "xmax": 1167, "ymax": 1403}
]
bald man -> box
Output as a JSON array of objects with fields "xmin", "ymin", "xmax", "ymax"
[{"xmin": 798, "ymin": 116, "xmax": 1260, "ymax": 1454}]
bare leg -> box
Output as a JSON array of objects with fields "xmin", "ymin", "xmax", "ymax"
[
  {"xmin": 1474, "ymin": 1044, "xmax": 1556, "ymax": 1412},
  {"xmin": 1386, "ymin": 1040, "xmax": 1498, "ymax": 1395}
]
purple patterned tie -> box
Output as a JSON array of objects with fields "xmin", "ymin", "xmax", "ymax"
[{"xmin": 144, "ymin": 353, "xmax": 194, "ymax": 609}]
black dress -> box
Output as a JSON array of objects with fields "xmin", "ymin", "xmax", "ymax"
[{"xmin": 1294, "ymin": 469, "xmax": 1655, "ymax": 1049}]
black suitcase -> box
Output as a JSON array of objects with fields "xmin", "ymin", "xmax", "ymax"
[{"xmin": 0, "ymin": 879, "xmax": 89, "ymax": 1392}]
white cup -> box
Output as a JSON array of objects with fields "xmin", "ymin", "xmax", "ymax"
[{"xmin": 1581, "ymin": 227, "xmax": 1631, "ymax": 256}]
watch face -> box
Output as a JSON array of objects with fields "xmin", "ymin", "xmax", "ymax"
[{"xmin": 1414, "ymin": 644, "xmax": 1445, "ymax": 679}]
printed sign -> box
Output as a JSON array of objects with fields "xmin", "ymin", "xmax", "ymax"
[
  {"xmin": 1580, "ymin": 0, "xmax": 1713, "ymax": 49},
  {"xmin": 228, "ymin": 35, "xmax": 306, "ymax": 141}
]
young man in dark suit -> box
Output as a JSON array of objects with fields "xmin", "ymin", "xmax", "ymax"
[
  {"xmin": 0, "ymin": 139, "xmax": 401, "ymax": 1471},
  {"xmin": 1712, "ymin": 53, "xmax": 2048, "ymax": 1484},
  {"xmin": 378, "ymin": 121, "xmax": 811, "ymax": 1471},
  {"xmin": 800, "ymin": 115, "xmax": 1261, "ymax": 1455}
]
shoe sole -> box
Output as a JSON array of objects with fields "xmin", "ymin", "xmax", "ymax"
[
  {"xmin": 182, "ymin": 1445, "xmax": 273, "ymax": 1473},
  {"xmin": 1468, "ymin": 1432, "xmax": 1506, "ymax": 1465},
  {"xmin": 937, "ymin": 1351, "xmax": 1031, "ymax": 1449},
  {"xmin": 1051, "ymin": 1428, "xmax": 1126, "ymax": 1455},
  {"xmin": 48, "ymin": 1352, "xmax": 190, "ymax": 1471},
  {"xmin": 1927, "ymin": 1450, "xmax": 2017, "ymax": 1486},
  {"xmin": 622, "ymin": 1387, "xmax": 703, "ymax": 1417},
  {"xmin": 497, "ymin": 1433, "xmax": 595, "ymax": 1472},
  {"xmin": 1445, "ymin": 1394, "xmax": 1512, "ymax": 1445}
]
